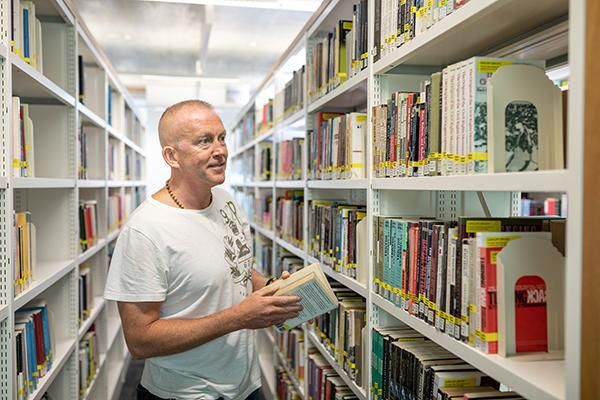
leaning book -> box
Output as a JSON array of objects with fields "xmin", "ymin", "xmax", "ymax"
[{"xmin": 273, "ymin": 262, "xmax": 338, "ymax": 329}]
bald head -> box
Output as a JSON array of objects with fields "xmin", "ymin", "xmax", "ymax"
[{"xmin": 158, "ymin": 100, "xmax": 218, "ymax": 147}]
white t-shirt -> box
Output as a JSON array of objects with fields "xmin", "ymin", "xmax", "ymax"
[{"xmin": 104, "ymin": 187, "xmax": 260, "ymax": 400}]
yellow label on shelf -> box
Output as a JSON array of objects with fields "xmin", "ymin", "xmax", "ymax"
[
  {"xmin": 404, "ymin": 23, "xmax": 410, "ymax": 32},
  {"xmin": 411, "ymin": 6, "xmax": 417, "ymax": 13},
  {"xmin": 426, "ymin": 0, "xmax": 433, "ymax": 7},
  {"xmin": 356, "ymin": 115, "xmax": 367, "ymax": 122},
  {"xmin": 13, "ymin": 159, "xmax": 20, "ymax": 168},
  {"xmin": 466, "ymin": 220, "xmax": 502, "ymax": 233},
  {"xmin": 440, "ymin": 0, "xmax": 447, "ymax": 5},
  {"xmin": 469, "ymin": 304, "xmax": 477, "ymax": 313},
  {"xmin": 417, "ymin": 7, "xmax": 426, "ymax": 17},
  {"xmin": 461, "ymin": 314, "xmax": 469, "ymax": 322},
  {"xmin": 477, "ymin": 59, "xmax": 513, "ymax": 74},
  {"xmin": 342, "ymin": 21, "xmax": 353, "ymax": 30}
]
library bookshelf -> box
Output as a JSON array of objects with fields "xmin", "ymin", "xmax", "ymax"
[
  {"xmin": 0, "ymin": 0, "xmax": 147, "ymax": 399},
  {"xmin": 228, "ymin": 0, "xmax": 589, "ymax": 399}
]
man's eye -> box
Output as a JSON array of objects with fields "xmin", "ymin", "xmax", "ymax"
[{"xmin": 198, "ymin": 138, "xmax": 211, "ymax": 146}]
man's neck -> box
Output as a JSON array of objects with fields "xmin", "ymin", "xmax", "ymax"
[{"xmin": 160, "ymin": 178, "xmax": 213, "ymax": 210}]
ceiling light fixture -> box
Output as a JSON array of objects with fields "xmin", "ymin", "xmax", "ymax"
[{"xmin": 138, "ymin": 0, "xmax": 320, "ymax": 12}]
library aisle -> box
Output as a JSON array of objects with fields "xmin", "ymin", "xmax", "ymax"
[{"xmin": 229, "ymin": 1, "xmax": 599, "ymax": 400}]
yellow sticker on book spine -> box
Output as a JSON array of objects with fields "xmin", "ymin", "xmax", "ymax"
[
  {"xmin": 465, "ymin": 220, "xmax": 501, "ymax": 233},
  {"xmin": 485, "ymin": 235, "xmax": 522, "ymax": 247},
  {"xmin": 477, "ymin": 60, "xmax": 513, "ymax": 74}
]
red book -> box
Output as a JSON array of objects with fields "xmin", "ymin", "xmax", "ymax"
[
  {"xmin": 85, "ymin": 205, "xmax": 93, "ymax": 246},
  {"xmin": 479, "ymin": 245, "xmax": 499, "ymax": 354},
  {"xmin": 515, "ymin": 276, "xmax": 548, "ymax": 353},
  {"xmin": 33, "ymin": 311, "xmax": 46, "ymax": 376}
]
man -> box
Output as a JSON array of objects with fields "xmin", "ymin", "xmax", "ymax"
[{"xmin": 104, "ymin": 100, "xmax": 302, "ymax": 400}]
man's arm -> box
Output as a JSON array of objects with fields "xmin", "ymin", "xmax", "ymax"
[
  {"xmin": 118, "ymin": 283, "xmax": 302, "ymax": 359},
  {"xmin": 251, "ymin": 269, "xmax": 293, "ymax": 292},
  {"xmin": 251, "ymin": 269, "xmax": 268, "ymax": 291}
]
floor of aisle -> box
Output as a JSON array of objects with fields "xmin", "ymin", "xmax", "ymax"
[{"xmin": 118, "ymin": 358, "xmax": 144, "ymax": 400}]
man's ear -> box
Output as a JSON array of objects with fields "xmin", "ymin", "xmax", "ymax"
[{"xmin": 162, "ymin": 146, "xmax": 179, "ymax": 169}]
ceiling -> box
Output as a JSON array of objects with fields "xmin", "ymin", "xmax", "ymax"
[{"xmin": 74, "ymin": 0, "xmax": 316, "ymax": 119}]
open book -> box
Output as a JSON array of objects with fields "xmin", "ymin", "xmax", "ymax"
[{"xmin": 273, "ymin": 263, "xmax": 339, "ymax": 329}]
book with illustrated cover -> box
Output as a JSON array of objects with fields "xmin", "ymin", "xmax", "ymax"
[{"xmin": 273, "ymin": 263, "xmax": 338, "ymax": 329}]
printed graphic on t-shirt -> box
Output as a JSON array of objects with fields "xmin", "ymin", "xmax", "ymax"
[{"xmin": 220, "ymin": 201, "xmax": 252, "ymax": 295}]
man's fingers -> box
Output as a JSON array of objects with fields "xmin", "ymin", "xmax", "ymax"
[
  {"xmin": 271, "ymin": 295, "xmax": 301, "ymax": 306},
  {"xmin": 280, "ymin": 271, "xmax": 291, "ymax": 280},
  {"xmin": 257, "ymin": 282, "xmax": 280, "ymax": 295}
]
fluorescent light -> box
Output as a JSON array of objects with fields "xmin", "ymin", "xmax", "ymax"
[{"xmin": 138, "ymin": 0, "xmax": 320, "ymax": 12}]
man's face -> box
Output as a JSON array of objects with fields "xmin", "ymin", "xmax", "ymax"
[{"xmin": 175, "ymin": 107, "xmax": 228, "ymax": 187}]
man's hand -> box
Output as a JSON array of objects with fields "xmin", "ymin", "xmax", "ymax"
[{"xmin": 234, "ymin": 283, "xmax": 302, "ymax": 329}]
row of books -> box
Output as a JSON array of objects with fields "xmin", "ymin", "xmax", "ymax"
[
  {"xmin": 14, "ymin": 211, "xmax": 36, "ymax": 296},
  {"xmin": 79, "ymin": 328, "xmax": 99, "ymax": 397},
  {"xmin": 234, "ymin": 191, "xmax": 254, "ymax": 225},
  {"xmin": 78, "ymin": 126, "xmax": 90, "ymax": 180},
  {"xmin": 79, "ymin": 201, "xmax": 99, "ymax": 252},
  {"xmin": 373, "ymin": 215, "xmax": 565, "ymax": 355},
  {"xmin": 254, "ymin": 239, "xmax": 272, "ymax": 277},
  {"xmin": 255, "ymin": 195, "xmax": 273, "ymax": 231},
  {"xmin": 520, "ymin": 194, "xmax": 567, "ymax": 217},
  {"xmin": 372, "ymin": 57, "xmax": 564, "ymax": 178},
  {"xmin": 274, "ymin": 65, "xmax": 306, "ymax": 123},
  {"xmin": 374, "ymin": 0, "xmax": 470, "ymax": 62},
  {"xmin": 10, "ymin": 0, "xmax": 44, "ymax": 73},
  {"xmin": 276, "ymin": 138, "xmax": 304, "ymax": 181},
  {"xmin": 257, "ymin": 99, "xmax": 274, "ymax": 135},
  {"xmin": 78, "ymin": 265, "xmax": 94, "ymax": 324},
  {"xmin": 258, "ymin": 144, "xmax": 271, "ymax": 181},
  {"xmin": 308, "ymin": 201, "xmax": 368, "ymax": 283},
  {"xmin": 276, "ymin": 328, "xmax": 306, "ymax": 385},
  {"xmin": 234, "ymin": 109, "xmax": 255, "ymax": 151},
  {"xmin": 108, "ymin": 193, "xmax": 123, "ymax": 233},
  {"xmin": 371, "ymin": 326, "xmax": 524, "ymax": 400},
  {"xmin": 124, "ymin": 149, "xmax": 143, "ymax": 181},
  {"xmin": 276, "ymin": 191, "xmax": 304, "ymax": 247},
  {"xmin": 308, "ymin": 112, "xmax": 367, "ymax": 180},
  {"xmin": 311, "ymin": 283, "xmax": 367, "ymax": 389},
  {"xmin": 308, "ymin": 0, "xmax": 368, "ymax": 102},
  {"xmin": 307, "ymin": 349, "xmax": 359, "ymax": 400},
  {"xmin": 11, "ymin": 97, "xmax": 36, "ymax": 178},
  {"xmin": 108, "ymin": 140, "xmax": 122, "ymax": 181},
  {"xmin": 15, "ymin": 301, "xmax": 53, "ymax": 400},
  {"xmin": 276, "ymin": 368, "xmax": 303, "ymax": 400},
  {"xmin": 273, "ymin": 254, "xmax": 304, "ymax": 283},
  {"xmin": 107, "ymin": 86, "xmax": 127, "ymax": 132}
]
